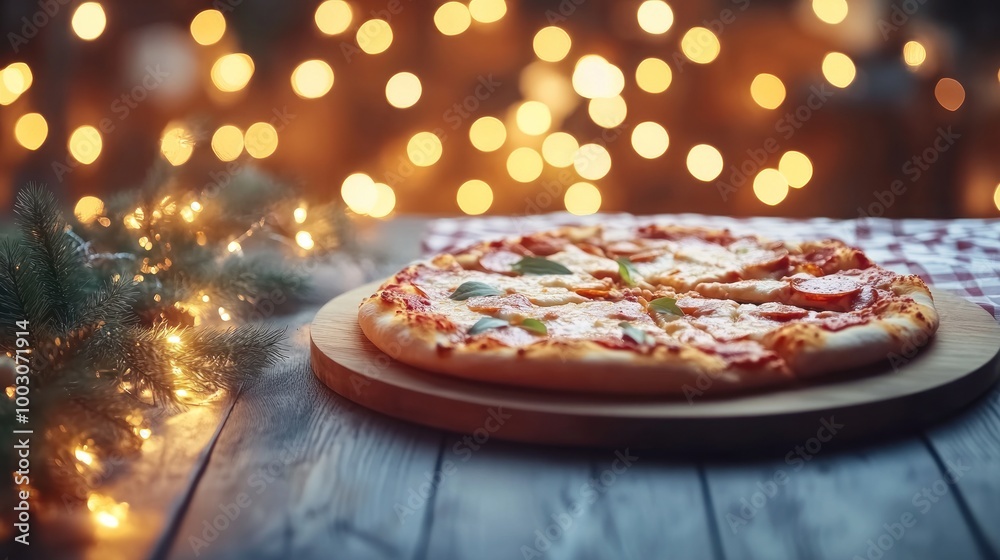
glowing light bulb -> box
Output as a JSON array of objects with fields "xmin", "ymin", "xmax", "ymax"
[
  {"xmin": 631, "ymin": 122, "xmax": 669, "ymax": 159},
  {"xmin": 541, "ymin": 132, "xmax": 579, "ymax": 168},
  {"xmin": 812, "ymin": 0, "xmax": 848, "ymax": 24},
  {"xmin": 211, "ymin": 125, "xmax": 244, "ymax": 162},
  {"xmin": 69, "ymin": 125, "xmax": 103, "ymax": 165},
  {"xmin": 680, "ymin": 27, "xmax": 720, "ymax": 64},
  {"xmin": 190, "ymin": 9, "xmax": 226, "ymax": 45},
  {"xmin": 572, "ymin": 55, "xmax": 625, "ymax": 99},
  {"xmin": 587, "ymin": 95, "xmax": 627, "ymax": 128},
  {"xmin": 778, "ymin": 151, "xmax": 812, "ymax": 188},
  {"xmin": 564, "ymin": 182, "xmax": 601, "ymax": 215},
  {"xmin": 515, "ymin": 101, "xmax": 552, "ymax": 136},
  {"xmin": 635, "ymin": 58, "xmax": 672, "ymax": 93},
  {"xmin": 211, "ymin": 53, "xmax": 255, "ymax": 92},
  {"xmin": 753, "ymin": 168, "xmax": 789, "ymax": 206},
  {"xmin": 902, "ymin": 41, "xmax": 926, "ymax": 67},
  {"xmin": 294, "ymin": 207, "xmax": 307, "ymax": 223},
  {"xmin": 934, "ymin": 78, "xmax": 965, "ymax": 111},
  {"xmin": 14, "ymin": 113, "xmax": 47, "ymax": 150},
  {"xmin": 407, "ymin": 132, "xmax": 443, "ymax": 167},
  {"xmin": 750, "ymin": 73, "xmax": 786, "ymax": 110},
  {"xmin": 573, "ymin": 144, "xmax": 612, "ymax": 181},
  {"xmin": 507, "ymin": 147, "xmax": 544, "ymax": 183},
  {"xmin": 457, "ymin": 180, "xmax": 493, "ymax": 215},
  {"xmin": 74, "ymin": 196, "xmax": 105, "ymax": 224},
  {"xmin": 72, "ymin": 2, "xmax": 106, "ymax": 41},
  {"xmin": 385, "ymin": 72, "xmax": 422, "ymax": 108},
  {"xmin": 434, "ymin": 2, "xmax": 471, "ymax": 36},
  {"xmin": 357, "ymin": 19, "xmax": 393, "ymax": 54},
  {"xmin": 291, "ymin": 59, "xmax": 334, "ymax": 99},
  {"xmin": 295, "ymin": 231, "xmax": 315, "ymax": 250},
  {"xmin": 822, "ymin": 52, "xmax": 856, "ymax": 88},
  {"xmin": 533, "ymin": 27, "xmax": 571, "ymax": 62},
  {"xmin": 160, "ymin": 122, "xmax": 195, "ymax": 166},
  {"xmin": 368, "ymin": 183, "xmax": 396, "ymax": 218},
  {"xmin": 75, "ymin": 446, "xmax": 95, "ymax": 465},
  {"xmin": 244, "ymin": 122, "xmax": 278, "ymax": 158},
  {"xmin": 341, "ymin": 173, "xmax": 378, "ymax": 214},
  {"xmin": 469, "ymin": 0, "xmax": 506, "ymax": 23},
  {"xmin": 686, "ymin": 144, "xmax": 723, "ymax": 182},
  {"xmin": 315, "ymin": 0, "xmax": 353, "ymax": 35},
  {"xmin": 637, "ymin": 1, "xmax": 674, "ymax": 35},
  {"xmin": 469, "ymin": 116, "xmax": 507, "ymax": 152}
]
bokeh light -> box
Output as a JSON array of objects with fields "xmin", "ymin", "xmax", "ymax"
[
  {"xmin": 295, "ymin": 231, "xmax": 315, "ymax": 250},
  {"xmin": 434, "ymin": 2, "xmax": 472, "ymax": 36},
  {"xmin": 457, "ymin": 180, "xmax": 494, "ymax": 215},
  {"xmin": 211, "ymin": 54, "xmax": 255, "ymax": 92},
  {"xmin": 533, "ymin": 27, "xmax": 572, "ymax": 62},
  {"xmin": 190, "ymin": 10, "xmax": 226, "ymax": 46},
  {"xmin": 750, "ymin": 73, "xmax": 786, "ymax": 109},
  {"xmin": 291, "ymin": 59, "xmax": 335, "ymax": 99},
  {"xmin": 368, "ymin": 183, "xmax": 396, "ymax": 218},
  {"xmin": 541, "ymin": 132, "xmax": 579, "ymax": 168},
  {"xmin": 686, "ymin": 144, "xmax": 723, "ymax": 182},
  {"xmin": 357, "ymin": 19, "xmax": 393, "ymax": 54},
  {"xmin": 315, "ymin": 0, "xmax": 353, "ymax": 35},
  {"xmin": 14, "ymin": 113, "xmax": 48, "ymax": 151},
  {"xmin": 637, "ymin": 1, "xmax": 674, "ymax": 35},
  {"xmin": 822, "ymin": 52, "xmax": 856, "ymax": 88},
  {"xmin": 160, "ymin": 122, "xmax": 195, "ymax": 166},
  {"xmin": 407, "ymin": 131, "xmax": 443, "ymax": 167},
  {"xmin": 635, "ymin": 58, "xmax": 672, "ymax": 93},
  {"xmin": 588, "ymin": 95, "xmax": 627, "ymax": 128},
  {"xmin": 812, "ymin": 0, "xmax": 848, "ymax": 24},
  {"xmin": 564, "ymin": 182, "xmax": 602, "ymax": 215},
  {"xmin": 72, "ymin": 2, "xmax": 107, "ymax": 41},
  {"xmin": 211, "ymin": 125, "xmax": 244, "ymax": 162},
  {"xmin": 994, "ymin": 184, "xmax": 1000, "ymax": 212},
  {"xmin": 753, "ymin": 168, "xmax": 789, "ymax": 205},
  {"xmin": 341, "ymin": 173, "xmax": 377, "ymax": 214},
  {"xmin": 469, "ymin": 0, "xmax": 506, "ymax": 23},
  {"xmin": 934, "ymin": 78, "xmax": 965, "ymax": 111},
  {"xmin": 69, "ymin": 125, "xmax": 103, "ymax": 165},
  {"xmin": 3, "ymin": 63, "xmax": 33, "ymax": 97},
  {"xmin": 903, "ymin": 41, "xmax": 926, "ymax": 67},
  {"xmin": 516, "ymin": 101, "xmax": 552, "ymax": 136},
  {"xmin": 385, "ymin": 72, "xmax": 422, "ymax": 108},
  {"xmin": 681, "ymin": 27, "xmax": 720, "ymax": 64},
  {"xmin": 469, "ymin": 117, "xmax": 506, "ymax": 152},
  {"xmin": 507, "ymin": 147, "xmax": 544, "ymax": 182},
  {"xmin": 244, "ymin": 122, "xmax": 278, "ymax": 158},
  {"xmin": 778, "ymin": 151, "xmax": 813, "ymax": 188},
  {"xmin": 631, "ymin": 122, "xmax": 669, "ymax": 159},
  {"xmin": 573, "ymin": 55, "xmax": 625, "ymax": 99},
  {"xmin": 573, "ymin": 144, "xmax": 612, "ymax": 180},
  {"xmin": 74, "ymin": 196, "xmax": 105, "ymax": 224}
]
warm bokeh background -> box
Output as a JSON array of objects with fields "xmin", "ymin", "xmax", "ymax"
[{"xmin": 2, "ymin": 0, "xmax": 1000, "ymax": 221}]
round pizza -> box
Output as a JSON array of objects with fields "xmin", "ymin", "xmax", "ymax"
[{"xmin": 358, "ymin": 224, "xmax": 939, "ymax": 396}]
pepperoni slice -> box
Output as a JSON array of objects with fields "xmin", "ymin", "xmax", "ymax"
[
  {"xmin": 519, "ymin": 235, "xmax": 566, "ymax": 256},
  {"xmin": 478, "ymin": 250, "xmax": 523, "ymax": 273},
  {"xmin": 753, "ymin": 302, "xmax": 808, "ymax": 321},
  {"xmin": 790, "ymin": 275, "xmax": 862, "ymax": 299}
]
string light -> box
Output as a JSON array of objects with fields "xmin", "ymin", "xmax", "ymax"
[
  {"xmin": 635, "ymin": 58, "xmax": 672, "ymax": 93},
  {"xmin": 822, "ymin": 52, "xmax": 856, "ymax": 88},
  {"xmin": 631, "ymin": 122, "xmax": 669, "ymax": 159},
  {"xmin": 167, "ymin": 334, "xmax": 182, "ymax": 344},
  {"xmin": 407, "ymin": 132, "xmax": 443, "ymax": 167},
  {"xmin": 541, "ymin": 132, "xmax": 579, "ymax": 168},
  {"xmin": 212, "ymin": 125, "xmax": 244, "ymax": 161},
  {"xmin": 291, "ymin": 59, "xmax": 335, "ymax": 99},
  {"xmin": 812, "ymin": 0, "xmax": 848, "ymax": 25},
  {"xmin": 573, "ymin": 144, "xmax": 612, "ymax": 181},
  {"xmin": 515, "ymin": 101, "xmax": 552, "ymax": 135},
  {"xmin": 357, "ymin": 19, "xmax": 393, "ymax": 54},
  {"xmin": 469, "ymin": 0, "xmax": 506, "ymax": 23},
  {"xmin": 190, "ymin": 9, "xmax": 226, "ymax": 45},
  {"xmin": 385, "ymin": 72, "xmax": 422, "ymax": 108},
  {"xmin": 572, "ymin": 55, "xmax": 625, "ymax": 99},
  {"xmin": 341, "ymin": 173, "xmax": 378, "ymax": 214},
  {"xmin": 218, "ymin": 307, "xmax": 232, "ymax": 321},
  {"xmin": 469, "ymin": 116, "xmax": 507, "ymax": 152},
  {"xmin": 160, "ymin": 122, "xmax": 195, "ymax": 166},
  {"xmin": 902, "ymin": 41, "xmax": 926, "ymax": 68},
  {"xmin": 211, "ymin": 53, "xmax": 255, "ymax": 92},
  {"xmin": 244, "ymin": 122, "xmax": 278, "ymax": 158},
  {"xmin": 564, "ymin": 182, "xmax": 602, "ymax": 215},
  {"xmin": 680, "ymin": 27, "xmax": 720, "ymax": 64},
  {"xmin": 14, "ymin": 113, "xmax": 47, "ymax": 150},
  {"xmin": 533, "ymin": 27, "xmax": 572, "ymax": 62},
  {"xmin": 506, "ymin": 147, "xmax": 544, "ymax": 183},
  {"xmin": 227, "ymin": 241, "xmax": 241, "ymax": 253},
  {"xmin": 74, "ymin": 196, "xmax": 105, "ymax": 224},
  {"xmin": 753, "ymin": 168, "xmax": 789, "ymax": 206},
  {"xmin": 457, "ymin": 180, "xmax": 493, "ymax": 215},
  {"xmin": 778, "ymin": 151, "xmax": 813, "ymax": 188},
  {"xmin": 295, "ymin": 231, "xmax": 315, "ymax": 250},
  {"xmin": 637, "ymin": 1, "xmax": 674, "ymax": 35},
  {"xmin": 587, "ymin": 95, "xmax": 627, "ymax": 128},
  {"xmin": 72, "ymin": 2, "xmax": 107, "ymax": 41},
  {"xmin": 750, "ymin": 73, "xmax": 786, "ymax": 109},
  {"xmin": 934, "ymin": 78, "xmax": 965, "ymax": 111},
  {"xmin": 294, "ymin": 206, "xmax": 308, "ymax": 223},
  {"xmin": 686, "ymin": 144, "xmax": 723, "ymax": 181},
  {"xmin": 68, "ymin": 125, "xmax": 103, "ymax": 165},
  {"xmin": 315, "ymin": 0, "xmax": 353, "ymax": 35},
  {"xmin": 434, "ymin": 2, "xmax": 471, "ymax": 36},
  {"xmin": 368, "ymin": 183, "xmax": 396, "ymax": 218}
]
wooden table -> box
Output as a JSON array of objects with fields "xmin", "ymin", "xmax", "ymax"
[{"xmin": 45, "ymin": 218, "xmax": 1000, "ymax": 560}]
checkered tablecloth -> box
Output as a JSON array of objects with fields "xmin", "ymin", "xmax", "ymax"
[{"xmin": 421, "ymin": 213, "xmax": 1000, "ymax": 321}]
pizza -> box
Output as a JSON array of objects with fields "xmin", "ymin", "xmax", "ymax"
[{"xmin": 357, "ymin": 224, "xmax": 939, "ymax": 396}]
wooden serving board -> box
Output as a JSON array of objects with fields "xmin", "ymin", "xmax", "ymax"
[{"xmin": 310, "ymin": 281, "xmax": 1000, "ymax": 452}]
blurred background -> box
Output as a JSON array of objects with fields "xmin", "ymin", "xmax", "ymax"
[{"xmin": 2, "ymin": 0, "xmax": 1000, "ymax": 222}]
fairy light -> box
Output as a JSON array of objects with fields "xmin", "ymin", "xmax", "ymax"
[
  {"xmin": 750, "ymin": 73, "xmax": 786, "ymax": 110},
  {"xmin": 631, "ymin": 122, "xmax": 669, "ymax": 159},
  {"xmin": 533, "ymin": 27, "xmax": 571, "ymax": 62},
  {"xmin": 368, "ymin": 184, "xmax": 397, "ymax": 218},
  {"xmin": 357, "ymin": 19, "xmax": 393, "ymax": 54},
  {"xmin": 191, "ymin": 201, "xmax": 203, "ymax": 212},
  {"xmin": 680, "ymin": 27, "xmax": 720, "ymax": 64},
  {"xmin": 812, "ymin": 0, "xmax": 848, "ymax": 24},
  {"xmin": 469, "ymin": 0, "xmax": 506, "ymax": 23},
  {"xmin": 227, "ymin": 241, "xmax": 241, "ymax": 253},
  {"xmin": 88, "ymin": 494, "xmax": 129, "ymax": 529},
  {"xmin": 635, "ymin": 58, "xmax": 672, "ymax": 93},
  {"xmin": 573, "ymin": 144, "xmax": 611, "ymax": 181},
  {"xmin": 138, "ymin": 428, "xmax": 152, "ymax": 440},
  {"xmin": 515, "ymin": 101, "xmax": 552, "ymax": 136},
  {"xmin": 5, "ymin": 387, "xmax": 14, "ymax": 399},
  {"xmin": 572, "ymin": 55, "xmax": 625, "ymax": 99},
  {"xmin": 72, "ymin": 2, "xmax": 107, "ymax": 41},
  {"xmin": 686, "ymin": 144, "xmax": 723, "ymax": 181},
  {"xmin": 75, "ymin": 446, "xmax": 95, "ymax": 466},
  {"xmin": 174, "ymin": 389, "xmax": 189, "ymax": 398},
  {"xmin": 934, "ymin": 78, "xmax": 965, "ymax": 111},
  {"xmin": 160, "ymin": 122, "xmax": 195, "ymax": 166},
  {"xmin": 14, "ymin": 113, "xmax": 48, "ymax": 150},
  {"xmin": 469, "ymin": 116, "xmax": 506, "ymax": 152},
  {"xmin": 902, "ymin": 41, "xmax": 926, "ymax": 68},
  {"xmin": 778, "ymin": 151, "xmax": 813, "ymax": 188},
  {"xmin": 218, "ymin": 307, "xmax": 231, "ymax": 321},
  {"xmin": 541, "ymin": 132, "xmax": 579, "ymax": 168},
  {"xmin": 68, "ymin": 125, "xmax": 103, "ymax": 165},
  {"xmin": 295, "ymin": 231, "xmax": 315, "ymax": 250},
  {"xmin": 587, "ymin": 95, "xmax": 627, "ymax": 128},
  {"xmin": 291, "ymin": 60, "xmax": 335, "ymax": 99},
  {"xmin": 2, "ymin": 63, "xmax": 32, "ymax": 96},
  {"xmin": 753, "ymin": 168, "xmax": 789, "ymax": 206},
  {"xmin": 211, "ymin": 53, "xmax": 255, "ymax": 93},
  {"xmin": 506, "ymin": 147, "xmax": 544, "ymax": 183},
  {"xmin": 637, "ymin": 1, "xmax": 674, "ymax": 35},
  {"xmin": 167, "ymin": 334, "xmax": 181, "ymax": 344},
  {"xmin": 244, "ymin": 122, "xmax": 278, "ymax": 158},
  {"xmin": 211, "ymin": 125, "xmax": 244, "ymax": 161},
  {"xmin": 457, "ymin": 180, "xmax": 493, "ymax": 215},
  {"xmin": 74, "ymin": 196, "xmax": 105, "ymax": 224},
  {"xmin": 564, "ymin": 182, "xmax": 602, "ymax": 215},
  {"xmin": 315, "ymin": 0, "xmax": 353, "ymax": 35},
  {"xmin": 341, "ymin": 173, "xmax": 378, "ymax": 214},
  {"xmin": 294, "ymin": 207, "xmax": 308, "ymax": 223},
  {"xmin": 385, "ymin": 72, "xmax": 422, "ymax": 109},
  {"xmin": 190, "ymin": 9, "xmax": 226, "ymax": 45},
  {"xmin": 434, "ymin": 2, "xmax": 472, "ymax": 36},
  {"xmin": 822, "ymin": 52, "xmax": 856, "ymax": 88},
  {"xmin": 407, "ymin": 132, "xmax": 443, "ymax": 167}
]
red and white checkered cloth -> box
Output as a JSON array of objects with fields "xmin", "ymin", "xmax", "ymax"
[{"xmin": 422, "ymin": 213, "xmax": 1000, "ymax": 321}]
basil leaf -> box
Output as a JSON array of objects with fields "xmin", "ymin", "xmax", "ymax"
[
  {"xmin": 616, "ymin": 257, "xmax": 639, "ymax": 287},
  {"xmin": 511, "ymin": 256, "xmax": 572, "ymax": 275},
  {"xmin": 468, "ymin": 317, "xmax": 509, "ymax": 335},
  {"xmin": 649, "ymin": 297, "xmax": 683, "ymax": 316},
  {"xmin": 450, "ymin": 281, "xmax": 504, "ymax": 300},
  {"xmin": 618, "ymin": 322, "xmax": 648, "ymax": 345},
  {"xmin": 519, "ymin": 318, "xmax": 548, "ymax": 335}
]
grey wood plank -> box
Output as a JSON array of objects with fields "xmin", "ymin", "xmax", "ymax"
[
  {"xmin": 421, "ymin": 439, "xmax": 716, "ymax": 560},
  {"xmin": 704, "ymin": 426, "xmax": 984, "ymax": 560}
]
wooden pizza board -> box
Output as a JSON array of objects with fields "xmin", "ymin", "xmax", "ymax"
[{"xmin": 310, "ymin": 280, "xmax": 1000, "ymax": 453}]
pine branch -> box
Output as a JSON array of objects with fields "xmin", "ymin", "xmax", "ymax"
[
  {"xmin": 0, "ymin": 238, "xmax": 51, "ymax": 351},
  {"xmin": 75, "ymin": 275, "xmax": 138, "ymax": 331}
]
